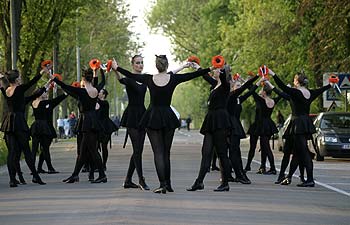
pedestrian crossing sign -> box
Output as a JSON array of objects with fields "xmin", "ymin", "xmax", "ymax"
[{"xmin": 338, "ymin": 73, "xmax": 350, "ymax": 90}]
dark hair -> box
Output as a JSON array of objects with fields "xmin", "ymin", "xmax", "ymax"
[
  {"xmin": 82, "ymin": 68, "xmax": 93, "ymax": 82},
  {"xmin": 155, "ymin": 55, "xmax": 168, "ymax": 73},
  {"xmin": 5, "ymin": 70, "xmax": 20, "ymax": 83},
  {"xmin": 101, "ymin": 88, "xmax": 108, "ymax": 98},
  {"xmin": 131, "ymin": 54, "xmax": 143, "ymax": 64},
  {"xmin": 296, "ymin": 72, "xmax": 308, "ymax": 87}
]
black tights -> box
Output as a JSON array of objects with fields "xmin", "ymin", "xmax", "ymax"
[
  {"xmin": 32, "ymin": 136, "xmax": 55, "ymax": 171},
  {"xmin": 196, "ymin": 129, "xmax": 231, "ymax": 183},
  {"xmin": 99, "ymin": 134, "xmax": 111, "ymax": 169},
  {"xmin": 126, "ymin": 128, "xmax": 146, "ymax": 181},
  {"xmin": 5, "ymin": 132, "xmax": 40, "ymax": 181},
  {"xmin": 288, "ymin": 135, "xmax": 312, "ymax": 182},
  {"xmin": 71, "ymin": 131, "xmax": 105, "ymax": 177},
  {"xmin": 259, "ymin": 135, "xmax": 276, "ymax": 170},
  {"xmin": 146, "ymin": 128, "xmax": 175, "ymax": 186},
  {"xmin": 245, "ymin": 134, "xmax": 258, "ymax": 169},
  {"xmin": 229, "ymin": 135, "xmax": 244, "ymax": 178}
]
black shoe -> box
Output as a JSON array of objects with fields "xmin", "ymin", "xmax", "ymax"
[
  {"xmin": 139, "ymin": 177, "xmax": 150, "ymax": 191},
  {"xmin": 264, "ymin": 169, "xmax": 277, "ymax": 175},
  {"xmin": 47, "ymin": 169, "xmax": 59, "ymax": 174},
  {"xmin": 235, "ymin": 176, "xmax": 251, "ymax": 184},
  {"xmin": 242, "ymin": 173, "xmax": 252, "ymax": 184},
  {"xmin": 165, "ymin": 181, "xmax": 174, "ymax": 192},
  {"xmin": 275, "ymin": 176, "xmax": 285, "ymax": 184},
  {"xmin": 299, "ymin": 176, "xmax": 306, "ymax": 183},
  {"xmin": 91, "ymin": 176, "xmax": 107, "ymax": 183},
  {"xmin": 153, "ymin": 186, "xmax": 166, "ymax": 194},
  {"xmin": 9, "ymin": 181, "xmax": 18, "ymax": 188},
  {"xmin": 63, "ymin": 175, "xmax": 79, "ymax": 183},
  {"xmin": 211, "ymin": 166, "xmax": 220, "ymax": 171},
  {"xmin": 123, "ymin": 180, "xmax": 139, "ymax": 189},
  {"xmin": 297, "ymin": 181, "xmax": 315, "ymax": 187},
  {"xmin": 32, "ymin": 177, "xmax": 46, "ymax": 185},
  {"xmin": 187, "ymin": 180, "xmax": 204, "ymax": 191},
  {"xmin": 18, "ymin": 173, "xmax": 26, "ymax": 184},
  {"xmin": 280, "ymin": 177, "xmax": 291, "ymax": 185},
  {"xmin": 256, "ymin": 168, "xmax": 266, "ymax": 174},
  {"xmin": 214, "ymin": 183, "xmax": 229, "ymax": 192},
  {"xmin": 37, "ymin": 168, "xmax": 48, "ymax": 174}
]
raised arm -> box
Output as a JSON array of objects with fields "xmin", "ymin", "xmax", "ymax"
[
  {"xmin": 116, "ymin": 66, "xmax": 148, "ymax": 84},
  {"xmin": 22, "ymin": 74, "xmax": 42, "ymax": 91},
  {"xmin": 96, "ymin": 69, "xmax": 106, "ymax": 91},
  {"xmin": 202, "ymin": 72, "xmax": 217, "ymax": 86},
  {"xmin": 25, "ymin": 87, "xmax": 46, "ymax": 104},
  {"xmin": 49, "ymin": 94, "xmax": 68, "ymax": 108},
  {"xmin": 53, "ymin": 78, "xmax": 83, "ymax": 99},
  {"xmin": 310, "ymin": 84, "xmax": 331, "ymax": 101},
  {"xmin": 239, "ymin": 84, "xmax": 258, "ymax": 103},
  {"xmin": 174, "ymin": 67, "xmax": 211, "ymax": 84}
]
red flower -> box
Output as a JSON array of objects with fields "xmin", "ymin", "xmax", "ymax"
[
  {"xmin": 41, "ymin": 60, "xmax": 52, "ymax": 69},
  {"xmin": 232, "ymin": 73, "xmax": 240, "ymax": 81},
  {"xmin": 211, "ymin": 55, "xmax": 225, "ymax": 68},
  {"xmin": 106, "ymin": 60, "xmax": 113, "ymax": 72},
  {"xmin": 329, "ymin": 74, "xmax": 339, "ymax": 83},
  {"xmin": 53, "ymin": 73, "xmax": 62, "ymax": 81},
  {"xmin": 187, "ymin": 56, "xmax": 200, "ymax": 65},
  {"xmin": 89, "ymin": 59, "xmax": 101, "ymax": 70},
  {"xmin": 71, "ymin": 81, "xmax": 81, "ymax": 88}
]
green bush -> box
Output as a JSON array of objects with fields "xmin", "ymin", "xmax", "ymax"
[{"xmin": 0, "ymin": 139, "xmax": 7, "ymax": 166}]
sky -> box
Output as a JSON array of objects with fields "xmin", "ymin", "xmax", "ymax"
[{"xmin": 126, "ymin": 0, "xmax": 181, "ymax": 74}]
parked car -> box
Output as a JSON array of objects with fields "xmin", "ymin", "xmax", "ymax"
[
  {"xmin": 311, "ymin": 112, "xmax": 350, "ymax": 161},
  {"xmin": 276, "ymin": 114, "xmax": 318, "ymax": 152}
]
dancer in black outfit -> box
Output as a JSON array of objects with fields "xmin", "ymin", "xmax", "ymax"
[
  {"xmin": 112, "ymin": 56, "xmax": 212, "ymax": 193},
  {"xmin": 268, "ymin": 68, "xmax": 331, "ymax": 187},
  {"xmin": 114, "ymin": 55, "xmax": 149, "ymax": 190},
  {"xmin": 187, "ymin": 66, "xmax": 232, "ymax": 192},
  {"xmin": 53, "ymin": 68, "xmax": 107, "ymax": 184},
  {"xmin": 97, "ymin": 88, "xmax": 118, "ymax": 171},
  {"xmin": 245, "ymin": 80, "xmax": 280, "ymax": 175},
  {"xmin": 31, "ymin": 90, "xmax": 67, "ymax": 174},
  {"xmin": 0, "ymin": 69, "xmax": 46, "ymax": 187},
  {"xmin": 226, "ymin": 74, "xmax": 259, "ymax": 184}
]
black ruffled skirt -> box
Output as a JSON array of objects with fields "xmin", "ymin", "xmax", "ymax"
[
  {"xmin": 75, "ymin": 111, "xmax": 101, "ymax": 133},
  {"xmin": 1, "ymin": 112, "xmax": 29, "ymax": 133},
  {"xmin": 247, "ymin": 118, "xmax": 278, "ymax": 136},
  {"xmin": 120, "ymin": 105, "xmax": 146, "ymax": 128},
  {"xmin": 139, "ymin": 106, "xmax": 180, "ymax": 130},
  {"xmin": 30, "ymin": 120, "xmax": 57, "ymax": 138},
  {"xmin": 230, "ymin": 116, "xmax": 246, "ymax": 139},
  {"xmin": 200, "ymin": 108, "xmax": 231, "ymax": 135},
  {"xmin": 284, "ymin": 115, "xmax": 315, "ymax": 136}
]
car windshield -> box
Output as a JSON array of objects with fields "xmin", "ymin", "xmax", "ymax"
[{"xmin": 320, "ymin": 114, "xmax": 350, "ymax": 129}]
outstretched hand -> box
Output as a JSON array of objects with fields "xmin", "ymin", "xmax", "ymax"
[
  {"xmin": 111, "ymin": 58, "xmax": 119, "ymax": 71},
  {"xmin": 268, "ymin": 67, "xmax": 275, "ymax": 76},
  {"xmin": 190, "ymin": 62, "xmax": 200, "ymax": 70}
]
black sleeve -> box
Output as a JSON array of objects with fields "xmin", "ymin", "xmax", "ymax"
[
  {"xmin": 174, "ymin": 68, "xmax": 211, "ymax": 84},
  {"xmin": 22, "ymin": 74, "xmax": 42, "ymax": 91},
  {"xmin": 272, "ymin": 74, "xmax": 295, "ymax": 96},
  {"xmin": 202, "ymin": 72, "xmax": 217, "ymax": 86},
  {"xmin": 234, "ymin": 75, "xmax": 259, "ymax": 96},
  {"xmin": 25, "ymin": 87, "xmax": 46, "ymax": 104},
  {"xmin": 310, "ymin": 84, "xmax": 331, "ymax": 101},
  {"xmin": 49, "ymin": 94, "xmax": 68, "ymax": 108},
  {"xmin": 53, "ymin": 78, "xmax": 82, "ymax": 99},
  {"xmin": 96, "ymin": 69, "xmax": 106, "ymax": 91},
  {"xmin": 117, "ymin": 67, "xmax": 148, "ymax": 84},
  {"xmin": 239, "ymin": 84, "xmax": 258, "ymax": 103},
  {"xmin": 272, "ymin": 87, "xmax": 290, "ymax": 100}
]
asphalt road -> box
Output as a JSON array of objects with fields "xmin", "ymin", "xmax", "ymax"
[{"xmin": 0, "ymin": 129, "xmax": 349, "ymax": 225}]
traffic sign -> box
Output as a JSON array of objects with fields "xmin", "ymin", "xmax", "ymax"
[{"xmin": 338, "ymin": 73, "xmax": 350, "ymax": 90}]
